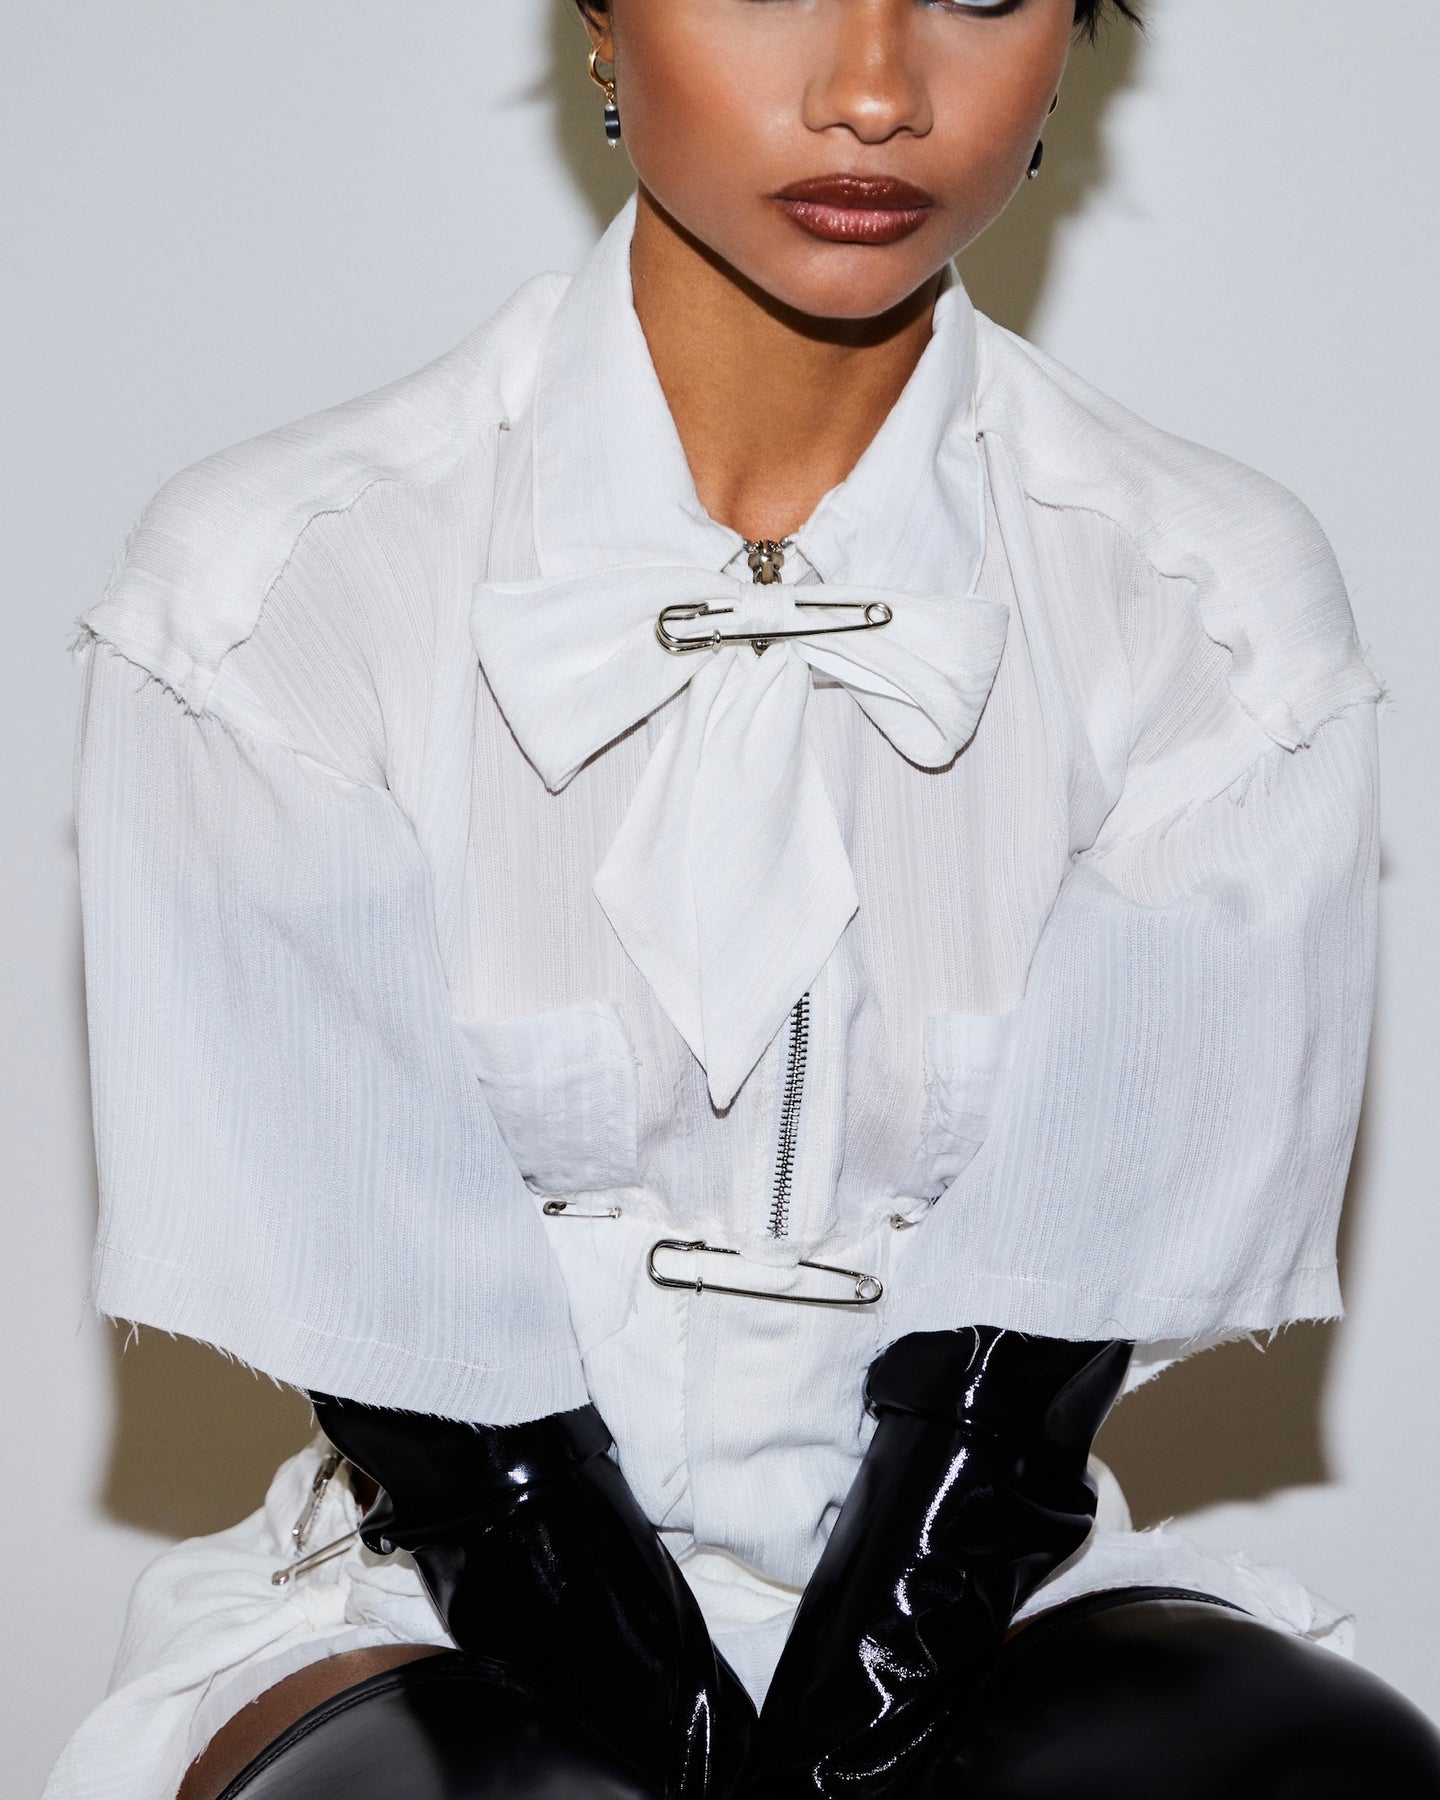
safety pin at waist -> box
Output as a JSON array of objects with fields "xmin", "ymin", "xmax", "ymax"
[
  {"xmin": 655, "ymin": 598, "xmax": 894, "ymax": 657},
  {"xmin": 271, "ymin": 1528, "xmax": 360, "ymax": 1588},
  {"xmin": 291, "ymin": 1449, "xmax": 343, "ymax": 1552},
  {"xmin": 647, "ymin": 1237, "xmax": 883, "ymax": 1307},
  {"xmin": 543, "ymin": 1199, "xmax": 623, "ymax": 1219}
]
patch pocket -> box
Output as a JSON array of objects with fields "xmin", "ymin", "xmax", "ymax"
[
  {"xmin": 911, "ymin": 1010, "xmax": 1020, "ymax": 1199},
  {"xmin": 458, "ymin": 1001, "xmax": 640, "ymax": 1196}
]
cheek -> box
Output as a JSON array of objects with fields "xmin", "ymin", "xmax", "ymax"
[
  {"xmin": 933, "ymin": 74, "xmax": 1053, "ymax": 230},
  {"xmin": 923, "ymin": 19, "xmax": 1073, "ymax": 233},
  {"xmin": 616, "ymin": 14, "xmax": 796, "ymax": 229}
]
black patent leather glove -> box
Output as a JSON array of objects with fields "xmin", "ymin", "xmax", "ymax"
[
  {"xmin": 310, "ymin": 1394, "xmax": 755, "ymax": 1800},
  {"xmin": 739, "ymin": 1327, "xmax": 1133, "ymax": 1799}
]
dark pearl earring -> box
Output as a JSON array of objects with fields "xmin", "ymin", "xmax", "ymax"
[
  {"xmin": 587, "ymin": 49, "xmax": 622, "ymax": 146},
  {"xmin": 1028, "ymin": 92, "xmax": 1058, "ymax": 180}
]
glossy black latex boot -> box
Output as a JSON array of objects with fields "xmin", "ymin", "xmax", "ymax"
[
  {"xmin": 740, "ymin": 1328, "xmax": 1133, "ymax": 1799},
  {"xmin": 310, "ymin": 1394, "xmax": 755, "ymax": 1800}
]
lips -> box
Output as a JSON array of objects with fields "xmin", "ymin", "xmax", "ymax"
[{"xmin": 773, "ymin": 174, "xmax": 935, "ymax": 245}]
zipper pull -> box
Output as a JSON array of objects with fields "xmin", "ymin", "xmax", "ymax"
[{"xmin": 744, "ymin": 538, "xmax": 792, "ymax": 586}]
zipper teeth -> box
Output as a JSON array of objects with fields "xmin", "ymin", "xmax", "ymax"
[
  {"xmin": 767, "ymin": 992, "xmax": 810, "ymax": 1238},
  {"xmin": 750, "ymin": 534, "xmax": 808, "ymax": 1240}
]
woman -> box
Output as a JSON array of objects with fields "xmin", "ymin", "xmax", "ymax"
[{"xmin": 44, "ymin": 0, "xmax": 1440, "ymax": 1795}]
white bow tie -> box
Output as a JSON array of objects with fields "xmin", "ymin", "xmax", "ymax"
[{"xmin": 471, "ymin": 563, "xmax": 1008, "ymax": 1108}]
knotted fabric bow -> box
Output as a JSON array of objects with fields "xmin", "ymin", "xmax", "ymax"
[{"xmin": 471, "ymin": 565, "xmax": 1008, "ymax": 1108}]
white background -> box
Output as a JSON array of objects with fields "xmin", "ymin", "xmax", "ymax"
[{"xmin": 5, "ymin": 2, "xmax": 1437, "ymax": 1790}]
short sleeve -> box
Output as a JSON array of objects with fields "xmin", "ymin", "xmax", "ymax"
[
  {"xmin": 883, "ymin": 671, "xmax": 1381, "ymax": 1351},
  {"xmin": 74, "ymin": 634, "xmax": 590, "ymax": 1425}
]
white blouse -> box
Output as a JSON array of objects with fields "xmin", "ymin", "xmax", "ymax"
[{"xmin": 49, "ymin": 194, "xmax": 1383, "ymax": 1796}]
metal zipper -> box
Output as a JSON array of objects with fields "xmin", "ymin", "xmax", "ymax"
[
  {"xmin": 768, "ymin": 991, "xmax": 810, "ymax": 1238},
  {"xmin": 733, "ymin": 536, "xmax": 814, "ymax": 1243}
]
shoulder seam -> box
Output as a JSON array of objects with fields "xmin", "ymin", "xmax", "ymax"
[
  {"xmin": 76, "ymin": 624, "xmax": 392, "ymax": 795},
  {"xmin": 972, "ymin": 313, "xmax": 1385, "ymax": 751},
  {"xmin": 78, "ymin": 269, "xmax": 566, "ymax": 715}
]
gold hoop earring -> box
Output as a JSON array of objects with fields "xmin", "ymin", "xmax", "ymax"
[{"xmin": 587, "ymin": 49, "xmax": 622, "ymax": 147}]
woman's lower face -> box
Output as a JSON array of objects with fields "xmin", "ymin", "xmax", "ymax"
[{"xmin": 199, "ymin": 1589, "xmax": 1440, "ymax": 1800}]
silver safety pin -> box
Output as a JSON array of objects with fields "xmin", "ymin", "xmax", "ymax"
[
  {"xmin": 543, "ymin": 1199, "xmax": 623, "ymax": 1220},
  {"xmin": 271, "ymin": 1528, "xmax": 360, "ymax": 1588},
  {"xmin": 646, "ymin": 1237, "xmax": 883, "ymax": 1307},
  {"xmin": 273, "ymin": 1447, "xmax": 357, "ymax": 1587},
  {"xmin": 655, "ymin": 598, "xmax": 894, "ymax": 657},
  {"xmin": 291, "ymin": 1449, "xmax": 343, "ymax": 1552}
]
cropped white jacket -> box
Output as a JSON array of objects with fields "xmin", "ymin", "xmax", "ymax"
[{"xmin": 53, "ymin": 193, "xmax": 1384, "ymax": 1793}]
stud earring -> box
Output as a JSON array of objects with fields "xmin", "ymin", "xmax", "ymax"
[{"xmin": 587, "ymin": 49, "xmax": 622, "ymax": 147}]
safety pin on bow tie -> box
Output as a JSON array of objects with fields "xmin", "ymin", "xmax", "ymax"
[{"xmin": 655, "ymin": 597, "xmax": 894, "ymax": 657}]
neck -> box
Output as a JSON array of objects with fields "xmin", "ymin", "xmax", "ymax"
[{"xmin": 629, "ymin": 186, "xmax": 941, "ymax": 545}]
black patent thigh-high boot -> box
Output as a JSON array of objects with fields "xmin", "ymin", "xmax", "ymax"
[
  {"xmin": 309, "ymin": 1394, "xmax": 755, "ymax": 1800},
  {"xmin": 740, "ymin": 1328, "xmax": 1133, "ymax": 1798}
]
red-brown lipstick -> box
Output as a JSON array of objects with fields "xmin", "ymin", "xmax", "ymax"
[{"xmin": 773, "ymin": 174, "xmax": 935, "ymax": 245}]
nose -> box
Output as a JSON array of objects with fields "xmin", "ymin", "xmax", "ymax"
[{"xmin": 802, "ymin": 0, "xmax": 934, "ymax": 144}]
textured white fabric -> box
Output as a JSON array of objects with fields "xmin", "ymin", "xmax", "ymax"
[
  {"xmin": 42, "ymin": 1439, "xmax": 450, "ymax": 1800},
  {"xmin": 74, "ymin": 641, "xmax": 592, "ymax": 1426},
  {"xmin": 54, "ymin": 193, "xmax": 1385, "ymax": 1795},
  {"xmin": 74, "ymin": 194, "xmax": 1381, "ymax": 1414},
  {"xmin": 473, "ymin": 558, "xmax": 1008, "ymax": 1105}
]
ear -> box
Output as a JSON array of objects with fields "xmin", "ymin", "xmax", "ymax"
[{"xmin": 575, "ymin": 4, "xmax": 616, "ymax": 64}]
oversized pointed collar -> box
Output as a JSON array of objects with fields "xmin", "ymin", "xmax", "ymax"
[
  {"xmin": 525, "ymin": 194, "xmax": 988, "ymax": 594},
  {"xmin": 471, "ymin": 196, "xmax": 1007, "ymax": 1107}
]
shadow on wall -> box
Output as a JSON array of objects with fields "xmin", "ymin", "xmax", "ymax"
[
  {"xmin": 959, "ymin": 10, "xmax": 1142, "ymax": 335},
  {"xmin": 1097, "ymin": 1068, "xmax": 1372, "ymax": 1528},
  {"xmin": 97, "ymin": 0, "xmax": 1362, "ymax": 1546},
  {"xmin": 102, "ymin": 1336, "xmax": 314, "ymax": 1539}
]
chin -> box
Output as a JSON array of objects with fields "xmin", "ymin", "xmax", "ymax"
[
  {"xmin": 652, "ymin": 188, "xmax": 958, "ymax": 326},
  {"xmin": 740, "ymin": 205, "xmax": 967, "ymax": 324},
  {"xmin": 749, "ymin": 257, "xmax": 940, "ymax": 326}
]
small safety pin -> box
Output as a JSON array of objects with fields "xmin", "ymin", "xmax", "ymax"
[
  {"xmin": 655, "ymin": 598, "xmax": 894, "ymax": 657},
  {"xmin": 543, "ymin": 1199, "xmax": 623, "ymax": 1219},
  {"xmin": 271, "ymin": 1528, "xmax": 360, "ymax": 1589},
  {"xmin": 291, "ymin": 1449, "xmax": 343, "ymax": 1553},
  {"xmin": 647, "ymin": 1237, "xmax": 883, "ymax": 1307}
]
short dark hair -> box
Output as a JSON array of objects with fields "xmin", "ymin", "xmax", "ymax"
[
  {"xmin": 574, "ymin": 1, "xmax": 1142, "ymax": 41},
  {"xmin": 1074, "ymin": 0, "xmax": 1141, "ymax": 39}
]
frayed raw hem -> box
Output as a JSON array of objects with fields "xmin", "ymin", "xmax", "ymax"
[
  {"xmin": 106, "ymin": 1315, "xmax": 297, "ymax": 1395},
  {"xmin": 92, "ymin": 1242, "xmax": 590, "ymax": 1427},
  {"xmin": 106, "ymin": 1319, "xmax": 490, "ymax": 1433},
  {"xmin": 1118, "ymin": 1317, "xmax": 1346, "ymax": 1395},
  {"xmin": 74, "ymin": 621, "xmax": 387, "ymax": 791},
  {"xmin": 1229, "ymin": 661, "xmax": 1387, "ymax": 757},
  {"xmin": 878, "ymin": 1255, "xmax": 1344, "ymax": 1389},
  {"xmin": 72, "ymin": 621, "xmax": 206, "ymax": 718},
  {"xmin": 1091, "ymin": 686, "xmax": 1381, "ymax": 855}
]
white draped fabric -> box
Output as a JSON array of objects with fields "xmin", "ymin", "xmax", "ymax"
[
  {"xmin": 48, "ymin": 195, "xmax": 1384, "ymax": 1796},
  {"xmin": 473, "ymin": 561, "xmax": 1009, "ymax": 1105}
]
